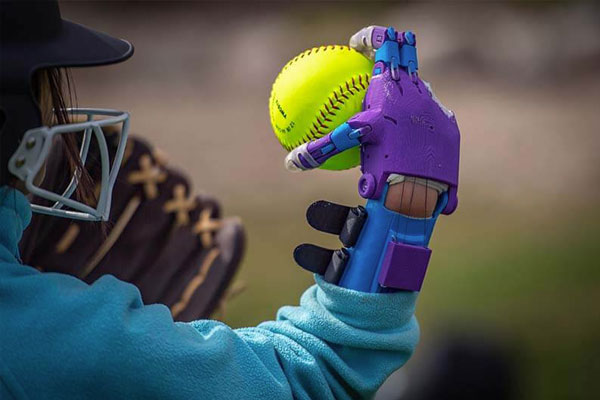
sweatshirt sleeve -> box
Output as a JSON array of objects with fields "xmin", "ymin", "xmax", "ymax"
[{"xmin": 0, "ymin": 263, "xmax": 419, "ymax": 400}]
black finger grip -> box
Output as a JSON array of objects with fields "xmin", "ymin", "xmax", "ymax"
[
  {"xmin": 323, "ymin": 248, "xmax": 349, "ymax": 284},
  {"xmin": 293, "ymin": 243, "xmax": 334, "ymax": 275},
  {"xmin": 306, "ymin": 200, "xmax": 352, "ymax": 235},
  {"xmin": 339, "ymin": 206, "xmax": 367, "ymax": 247}
]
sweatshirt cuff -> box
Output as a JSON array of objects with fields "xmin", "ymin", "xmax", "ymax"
[{"xmin": 311, "ymin": 274, "xmax": 418, "ymax": 332}]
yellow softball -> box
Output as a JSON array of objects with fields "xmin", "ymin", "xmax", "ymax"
[{"xmin": 269, "ymin": 45, "xmax": 373, "ymax": 170}]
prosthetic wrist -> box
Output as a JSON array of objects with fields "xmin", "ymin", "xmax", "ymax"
[{"xmin": 290, "ymin": 26, "xmax": 460, "ymax": 293}]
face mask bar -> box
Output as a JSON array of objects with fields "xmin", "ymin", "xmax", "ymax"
[{"xmin": 8, "ymin": 108, "xmax": 130, "ymax": 221}]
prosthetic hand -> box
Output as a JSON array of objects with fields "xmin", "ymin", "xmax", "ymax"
[{"xmin": 287, "ymin": 26, "xmax": 460, "ymax": 293}]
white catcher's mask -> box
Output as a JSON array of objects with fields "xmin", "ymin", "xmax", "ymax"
[{"xmin": 8, "ymin": 108, "xmax": 130, "ymax": 221}]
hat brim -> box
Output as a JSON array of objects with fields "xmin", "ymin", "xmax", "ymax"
[{"xmin": 31, "ymin": 19, "xmax": 133, "ymax": 70}]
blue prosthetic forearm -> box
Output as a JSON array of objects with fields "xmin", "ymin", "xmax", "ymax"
[
  {"xmin": 338, "ymin": 185, "xmax": 448, "ymax": 293},
  {"xmin": 293, "ymin": 187, "xmax": 448, "ymax": 294}
]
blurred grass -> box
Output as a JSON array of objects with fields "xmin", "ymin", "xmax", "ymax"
[
  {"xmin": 421, "ymin": 210, "xmax": 600, "ymax": 399},
  {"xmin": 222, "ymin": 203, "xmax": 600, "ymax": 399}
]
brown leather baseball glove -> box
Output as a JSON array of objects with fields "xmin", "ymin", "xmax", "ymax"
[{"xmin": 20, "ymin": 127, "xmax": 245, "ymax": 322}]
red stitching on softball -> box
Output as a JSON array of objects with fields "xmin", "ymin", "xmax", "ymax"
[{"xmin": 270, "ymin": 46, "xmax": 370, "ymax": 150}]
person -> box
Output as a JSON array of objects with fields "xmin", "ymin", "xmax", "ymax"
[{"xmin": 0, "ymin": 2, "xmax": 460, "ymax": 399}]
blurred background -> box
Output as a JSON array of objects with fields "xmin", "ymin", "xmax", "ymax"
[{"xmin": 62, "ymin": 1, "xmax": 599, "ymax": 399}]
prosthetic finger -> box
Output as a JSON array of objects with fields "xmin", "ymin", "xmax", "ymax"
[
  {"xmin": 293, "ymin": 244, "xmax": 333, "ymax": 275},
  {"xmin": 349, "ymin": 25, "xmax": 387, "ymax": 60},
  {"xmin": 293, "ymin": 244, "xmax": 350, "ymax": 285},
  {"xmin": 284, "ymin": 124, "xmax": 371, "ymax": 172},
  {"xmin": 284, "ymin": 143, "xmax": 318, "ymax": 172},
  {"xmin": 306, "ymin": 200, "xmax": 368, "ymax": 247},
  {"xmin": 306, "ymin": 200, "xmax": 350, "ymax": 234}
]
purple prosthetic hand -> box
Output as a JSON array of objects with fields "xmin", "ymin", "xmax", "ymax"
[{"xmin": 289, "ymin": 26, "xmax": 460, "ymax": 293}]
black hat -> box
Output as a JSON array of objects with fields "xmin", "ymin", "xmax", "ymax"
[{"xmin": 0, "ymin": 0, "xmax": 133, "ymax": 184}]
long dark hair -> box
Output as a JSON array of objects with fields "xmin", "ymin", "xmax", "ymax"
[
  {"xmin": 29, "ymin": 67, "xmax": 96, "ymax": 205},
  {"xmin": 17, "ymin": 68, "xmax": 102, "ymax": 263}
]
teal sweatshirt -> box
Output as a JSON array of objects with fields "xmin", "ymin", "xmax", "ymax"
[{"xmin": 0, "ymin": 187, "xmax": 420, "ymax": 399}]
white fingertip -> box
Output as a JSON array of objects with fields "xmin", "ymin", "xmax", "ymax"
[
  {"xmin": 349, "ymin": 26, "xmax": 376, "ymax": 60},
  {"xmin": 284, "ymin": 153, "xmax": 302, "ymax": 172},
  {"xmin": 349, "ymin": 32, "xmax": 363, "ymax": 50}
]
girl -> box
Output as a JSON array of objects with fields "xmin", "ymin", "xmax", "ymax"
[{"xmin": 0, "ymin": 2, "xmax": 459, "ymax": 399}]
